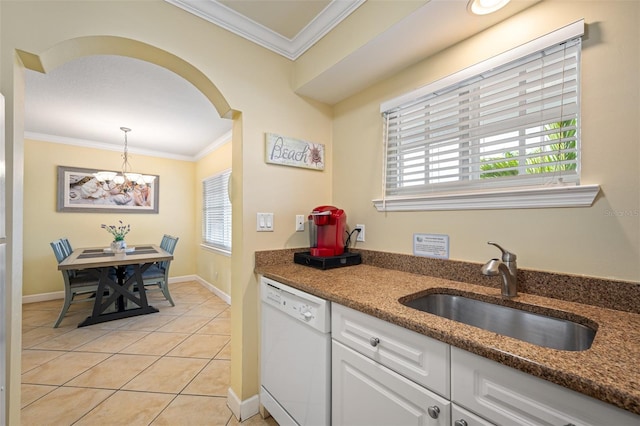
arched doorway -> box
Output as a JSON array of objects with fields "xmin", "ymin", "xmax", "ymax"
[
  {"xmin": 20, "ymin": 36, "xmax": 233, "ymax": 119},
  {"xmin": 9, "ymin": 35, "xmax": 240, "ymax": 422}
]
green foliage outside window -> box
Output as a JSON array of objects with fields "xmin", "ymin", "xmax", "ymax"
[
  {"xmin": 480, "ymin": 119, "xmax": 577, "ymax": 179},
  {"xmin": 480, "ymin": 152, "xmax": 519, "ymax": 178}
]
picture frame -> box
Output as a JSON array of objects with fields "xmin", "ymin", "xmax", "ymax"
[{"xmin": 56, "ymin": 166, "xmax": 159, "ymax": 213}]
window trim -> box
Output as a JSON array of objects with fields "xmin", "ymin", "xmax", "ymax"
[
  {"xmin": 373, "ymin": 184, "xmax": 600, "ymax": 211},
  {"xmin": 200, "ymin": 243, "xmax": 231, "ymax": 257},
  {"xmin": 376, "ymin": 19, "xmax": 599, "ymax": 211}
]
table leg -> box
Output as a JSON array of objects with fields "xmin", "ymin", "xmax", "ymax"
[
  {"xmin": 78, "ymin": 263, "xmax": 159, "ymax": 327},
  {"xmin": 116, "ymin": 265, "xmax": 126, "ymax": 312}
]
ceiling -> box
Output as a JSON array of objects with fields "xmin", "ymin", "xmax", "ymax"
[
  {"xmin": 24, "ymin": 0, "xmax": 536, "ymax": 160},
  {"xmin": 25, "ymin": 55, "xmax": 231, "ymax": 161}
]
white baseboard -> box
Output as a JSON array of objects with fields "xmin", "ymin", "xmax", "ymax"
[
  {"xmin": 22, "ymin": 275, "xmax": 231, "ymax": 305},
  {"xmin": 193, "ymin": 275, "xmax": 231, "ymax": 304},
  {"xmin": 22, "ymin": 291, "xmax": 65, "ymax": 304},
  {"xmin": 227, "ymin": 387, "xmax": 259, "ymax": 422}
]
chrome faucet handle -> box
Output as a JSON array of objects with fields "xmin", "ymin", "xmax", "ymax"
[{"xmin": 487, "ymin": 241, "xmax": 517, "ymax": 262}]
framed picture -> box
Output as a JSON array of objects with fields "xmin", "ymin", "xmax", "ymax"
[{"xmin": 57, "ymin": 166, "xmax": 159, "ymax": 213}]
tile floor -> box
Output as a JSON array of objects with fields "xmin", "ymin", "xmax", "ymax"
[{"xmin": 21, "ymin": 281, "xmax": 278, "ymax": 426}]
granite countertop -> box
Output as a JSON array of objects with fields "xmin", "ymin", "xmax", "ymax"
[{"xmin": 255, "ymin": 254, "xmax": 640, "ymax": 416}]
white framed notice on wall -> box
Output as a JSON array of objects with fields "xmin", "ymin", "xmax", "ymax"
[
  {"xmin": 265, "ymin": 133, "xmax": 325, "ymax": 171},
  {"xmin": 413, "ymin": 234, "xmax": 449, "ymax": 259}
]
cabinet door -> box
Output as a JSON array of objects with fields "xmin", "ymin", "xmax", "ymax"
[
  {"xmin": 332, "ymin": 340, "xmax": 450, "ymax": 426},
  {"xmin": 332, "ymin": 303, "xmax": 450, "ymax": 397},
  {"xmin": 451, "ymin": 347, "xmax": 640, "ymax": 426}
]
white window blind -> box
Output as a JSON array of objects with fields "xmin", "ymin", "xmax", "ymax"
[
  {"xmin": 203, "ymin": 169, "xmax": 232, "ymax": 252},
  {"xmin": 381, "ymin": 26, "xmax": 583, "ymax": 203}
]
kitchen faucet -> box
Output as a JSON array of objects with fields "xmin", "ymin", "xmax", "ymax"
[{"xmin": 482, "ymin": 241, "xmax": 518, "ymax": 298}]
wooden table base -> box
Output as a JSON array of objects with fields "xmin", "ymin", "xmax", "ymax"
[{"xmin": 78, "ymin": 262, "xmax": 158, "ymax": 327}]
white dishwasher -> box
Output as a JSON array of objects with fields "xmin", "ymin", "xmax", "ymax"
[{"xmin": 260, "ymin": 276, "xmax": 331, "ymax": 426}]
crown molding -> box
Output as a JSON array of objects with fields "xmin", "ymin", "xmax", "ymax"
[
  {"xmin": 164, "ymin": 0, "xmax": 365, "ymax": 60},
  {"xmin": 194, "ymin": 130, "xmax": 232, "ymax": 160}
]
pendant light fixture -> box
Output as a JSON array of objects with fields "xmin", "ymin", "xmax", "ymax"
[{"xmin": 94, "ymin": 127, "xmax": 155, "ymax": 188}]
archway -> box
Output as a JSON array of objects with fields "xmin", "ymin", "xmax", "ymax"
[
  {"xmin": 8, "ymin": 35, "xmax": 241, "ymax": 421},
  {"xmin": 18, "ymin": 35, "xmax": 232, "ymax": 119}
]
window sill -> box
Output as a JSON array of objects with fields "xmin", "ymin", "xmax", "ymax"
[
  {"xmin": 200, "ymin": 244, "xmax": 231, "ymax": 257},
  {"xmin": 373, "ymin": 184, "xmax": 600, "ymax": 211}
]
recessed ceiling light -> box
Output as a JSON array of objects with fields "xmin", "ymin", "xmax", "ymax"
[{"xmin": 467, "ymin": 0, "xmax": 511, "ymax": 15}]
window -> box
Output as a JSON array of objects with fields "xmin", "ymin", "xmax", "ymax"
[
  {"xmin": 376, "ymin": 20, "xmax": 599, "ymax": 211},
  {"xmin": 202, "ymin": 169, "xmax": 232, "ymax": 252}
]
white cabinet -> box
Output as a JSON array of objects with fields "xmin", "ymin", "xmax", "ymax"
[
  {"xmin": 451, "ymin": 347, "xmax": 640, "ymax": 426},
  {"xmin": 332, "ymin": 304, "xmax": 451, "ymax": 426},
  {"xmin": 332, "ymin": 303, "xmax": 450, "ymax": 397},
  {"xmin": 333, "ymin": 340, "xmax": 450, "ymax": 426},
  {"xmin": 331, "ymin": 303, "xmax": 640, "ymax": 426}
]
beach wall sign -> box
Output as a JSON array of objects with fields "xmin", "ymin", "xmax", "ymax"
[{"xmin": 265, "ymin": 133, "xmax": 325, "ymax": 171}]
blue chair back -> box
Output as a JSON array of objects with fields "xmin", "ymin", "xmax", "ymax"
[
  {"xmin": 50, "ymin": 239, "xmax": 68, "ymax": 264},
  {"xmin": 159, "ymin": 234, "xmax": 179, "ymax": 269},
  {"xmin": 60, "ymin": 238, "xmax": 73, "ymax": 257}
]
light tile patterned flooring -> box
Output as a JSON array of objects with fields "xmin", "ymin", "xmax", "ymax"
[{"xmin": 21, "ymin": 281, "xmax": 278, "ymax": 426}]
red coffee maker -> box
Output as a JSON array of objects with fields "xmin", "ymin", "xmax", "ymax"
[{"xmin": 310, "ymin": 205, "xmax": 346, "ymax": 257}]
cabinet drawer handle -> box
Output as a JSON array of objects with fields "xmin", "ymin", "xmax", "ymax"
[
  {"xmin": 427, "ymin": 405, "xmax": 440, "ymax": 419},
  {"xmin": 454, "ymin": 420, "xmax": 468, "ymax": 426},
  {"xmin": 369, "ymin": 337, "xmax": 380, "ymax": 347}
]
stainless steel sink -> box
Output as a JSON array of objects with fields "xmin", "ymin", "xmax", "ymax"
[{"xmin": 401, "ymin": 293, "xmax": 596, "ymax": 351}]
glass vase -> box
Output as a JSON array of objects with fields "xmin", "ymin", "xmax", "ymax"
[{"xmin": 111, "ymin": 240, "xmax": 127, "ymax": 253}]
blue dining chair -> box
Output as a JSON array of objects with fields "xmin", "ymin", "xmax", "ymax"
[
  {"xmin": 60, "ymin": 237, "xmax": 73, "ymax": 258},
  {"xmin": 139, "ymin": 234, "xmax": 179, "ymax": 306},
  {"xmin": 50, "ymin": 238, "xmax": 102, "ymax": 328}
]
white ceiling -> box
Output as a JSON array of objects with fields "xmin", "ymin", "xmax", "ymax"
[
  {"xmin": 25, "ymin": 55, "xmax": 231, "ymax": 161},
  {"xmin": 166, "ymin": 0, "xmax": 364, "ymax": 60},
  {"xmin": 24, "ymin": 0, "xmax": 536, "ymax": 160},
  {"xmin": 219, "ymin": 0, "xmax": 333, "ymax": 40}
]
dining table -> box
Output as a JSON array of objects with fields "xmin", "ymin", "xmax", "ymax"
[{"xmin": 57, "ymin": 244, "xmax": 173, "ymax": 327}]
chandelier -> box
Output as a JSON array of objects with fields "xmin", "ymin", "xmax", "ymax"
[{"xmin": 94, "ymin": 127, "xmax": 155, "ymax": 187}]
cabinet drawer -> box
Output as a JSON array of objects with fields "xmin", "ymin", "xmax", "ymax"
[
  {"xmin": 451, "ymin": 404, "xmax": 494, "ymax": 426},
  {"xmin": 332, "ymin": 303, "xmax": 450, "ymax": 397},
  {"xmin": 333, "ymin": 340, "xmax": 450, "ymax": 426},
  {"xmin": 451, "ymin": 347, "xmax": 640, "ymax": 426}
]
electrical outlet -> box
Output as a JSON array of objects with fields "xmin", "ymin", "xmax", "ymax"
[
  {"xmin": 295, "ymin": 215, "xmax": 305, "ymax": 232},
  {"xmin": 356, "ymin": 224, "xmax": 365, "ymax": 242}
]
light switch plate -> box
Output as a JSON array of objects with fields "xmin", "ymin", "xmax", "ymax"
[{"xmin": 257, "ymin": 213, "xmax": 274, "ymax": 232}]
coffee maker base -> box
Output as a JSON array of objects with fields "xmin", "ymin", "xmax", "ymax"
[{"xmin": 293, "ymin": 251, "xmax": 362, "ymax": 270}]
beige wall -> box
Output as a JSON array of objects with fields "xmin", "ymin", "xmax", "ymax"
[
  {"xmin": 24, "ymin": 138, "xmax": 196, "ymax": 296},
  {"xmin": 333, "ymin": 1, "xmax": 640, "ymax": 283},
  {"xmin": 195, "ymin": 140, "xmax": 232, "ymax": 296},
  {"xmin": 25, "ymin": 130, "xmax": 233, "ymax": 300}
]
